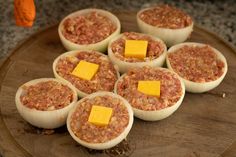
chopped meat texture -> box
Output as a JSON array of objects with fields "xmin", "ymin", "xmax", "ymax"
[
  {"xmin": 116, "ymin": 67, "xmax": 183, "ymax": 111},
  {"xmin": 139, "ymin": 4, "xmax": 193, "ymax": 29},
  {"xmin": 56, "ymin": 51, "xmax": 118, "ymax": 94},
  {"xmin": 111, "ymin": 32, "xmax": 165, "ymax": 62},
  {"xmin": 168, "ymin": 45, "xmax": 225, "ymax": 82},
  {"xmin": 62, "ymin": 11, "xmax": 116, "ymax": 44},
  {"xmin": 70, "ymin": 95, "xmax": 129, "ymax": 143},
  {"xmin": 20, "ymin": 81, "xmax": 73, "ymax": 111}
]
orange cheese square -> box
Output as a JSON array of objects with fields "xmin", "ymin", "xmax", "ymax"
[
  {"xmin": 88, "ymin": 105, "xmax": 113, "ymax": 126},
  {"xmin": 124, "ymin": 40, "xmax": 148, "ymax": 59},
  {"xmin": 137, "ymin": 81, "xmax": 161, "ymax": 97},
  {"xmin": 71, "ymin": 60, "xmax": 99, "ymax": 80}
]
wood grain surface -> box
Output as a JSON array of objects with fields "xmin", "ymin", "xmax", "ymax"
[{"xmin": 0, "ymin": 12, "xmax": 236, "ymax": 157}]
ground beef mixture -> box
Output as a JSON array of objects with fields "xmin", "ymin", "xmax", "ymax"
[
  {"xmin": 20, "ymin": 81, "xmax": 74, "ymax": 111},
  {"xmin": 139, "ymin": 4, "xmax": 193, "ymax": 29},
  {"xmin": 62, "ymin": 11, "xmax": 116, "ymax": 44},
  {"xmin": 56, "ymin": 51, "xmax": 118, "ymax": 94},
  {"xmin": 116, "ymin": 67, "xmax": 182, "ymax": 111},
  {"xmin": 70, "ymin": 95, "xmax": 129, "ymax": 143},
  {"xmin": 111, "ymin": 32, "xmax": 165, "ymax": 62},
  {"xmin": 168, "ymin": 45, "xmax": 225, "ymax": 82}
]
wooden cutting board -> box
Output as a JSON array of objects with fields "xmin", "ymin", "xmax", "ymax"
[{"xmin": 0, "ymin": 12, "xmax": 236, "ymax": 157}]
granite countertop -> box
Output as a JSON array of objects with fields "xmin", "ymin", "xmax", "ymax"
[{"xmin": 0, "ymin": 0, "xmax": 236, "ymax": 60}]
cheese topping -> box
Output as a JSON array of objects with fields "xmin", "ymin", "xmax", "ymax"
[
  {"xmin": 71, "ymin": 60, "xmax": 99, "ymax": 81},
  {"xmin": 88, "ymin": 105, "xmax": 113, "ymax": 126},
  {"xmin": 124, "ymin": 40, "xmax": 148, "ymax": 59},
  {"xmin": 138, "ymin": 81, "xmax": 160, "ymax": 97}
]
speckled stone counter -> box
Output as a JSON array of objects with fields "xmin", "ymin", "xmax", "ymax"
[{"xmin": 0, "ymin": 0, "xmax": 236, "ymax": 59}]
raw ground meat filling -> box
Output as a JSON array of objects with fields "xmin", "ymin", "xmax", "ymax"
[
  {"xmin": 20, "ymin": 81, "xmax": 73, "ymax": 111},
  {"xmin": 116, "ymin": 67, "xmax": 182, "ymax": 111},
  {"xmin": 111, "ymin": 32, "xmax": 165, "ymax": 62},
  {"xmin": 62, "ymin": 11, "xmax": 116, "ymax": 44},
  {"xmin": 139, "ymin": 4, "xmax": 193, "ymax": 29},
  {"xmin": 168, "ymin": 45, "xmax": 225, "ymax": 82},
  {"xmin": 56, "ymin": 51, "xmax": 118, "ymax": 94},
  {"xmin": 70, "ymin": 95, "xmax": 129, "ymax": 143}
]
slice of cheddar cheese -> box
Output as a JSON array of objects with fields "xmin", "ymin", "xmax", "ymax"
[
  {"xmin": 124, "ymin": 40, "xmax": 148, "ymax": 59},
  {"xmin": 138, "ymin": 81, "xmax": 161, "ymax": 97},
  {"xmin": 71, "ymin": 60, "xmax": 99, "ymax": 80},
  {"xmin": 88, "ymin": 105, "xmax": 113, "ymax": 126}
]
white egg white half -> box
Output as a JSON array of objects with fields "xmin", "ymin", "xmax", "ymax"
[
  {"xmin": 58, "ymin": 8, "xmax": 121, "ymax": 52},
  {"xmin": 108, "ymin": 33, "xmax": 167, "ymax": 74},
  {"xmin": 67, "ymin": 91, "xmax": 134, "ymax": 150},
  {"xmin": 137, "ymin": 7, "xmax": 193, "ymax": 47},
  {"xmin": 166, "ymin": 42, "xmax": 228, "ymax": 93},
  {"xmin": 15, "ymin": 78, "xmax": 78, "ymax": 129}
]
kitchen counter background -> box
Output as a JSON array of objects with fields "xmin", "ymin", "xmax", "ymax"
[{"xmin": 0, "ymin": 0, "xmax": 236, "ymax": 59}]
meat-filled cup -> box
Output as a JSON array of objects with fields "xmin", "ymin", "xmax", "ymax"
[
  {"xmin": 53, "ymin": 50, "xmax": 120, "ymax": 98},
  {"xmin": 67, "ymin": 91, "xmax": 134, "ymax": 150},
  {"xmin": 166, "ymin": 42, "xmax": 228, "ymax": 93},
  {"xmin": 137, "ymin": 5, "xmax": 193, "ymax": 47},
  {"xmin": 115, "ymin": 67, "xmax": 185, "ymax": 121},
  {"xmin": 108, "ymin": 32, "xmax": 167, "ymax": 73},
  {"xmin": 58, "ymin": 8, "xmax": 121, "ymax": 52},
  {"xmin": 15, "ymin": 78, "xmax": 78, "ymax": 129}
]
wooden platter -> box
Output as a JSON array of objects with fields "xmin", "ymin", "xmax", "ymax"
[{"xmin": 0, "ymin": 12, "xmax": 236, "ymax": 157}]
